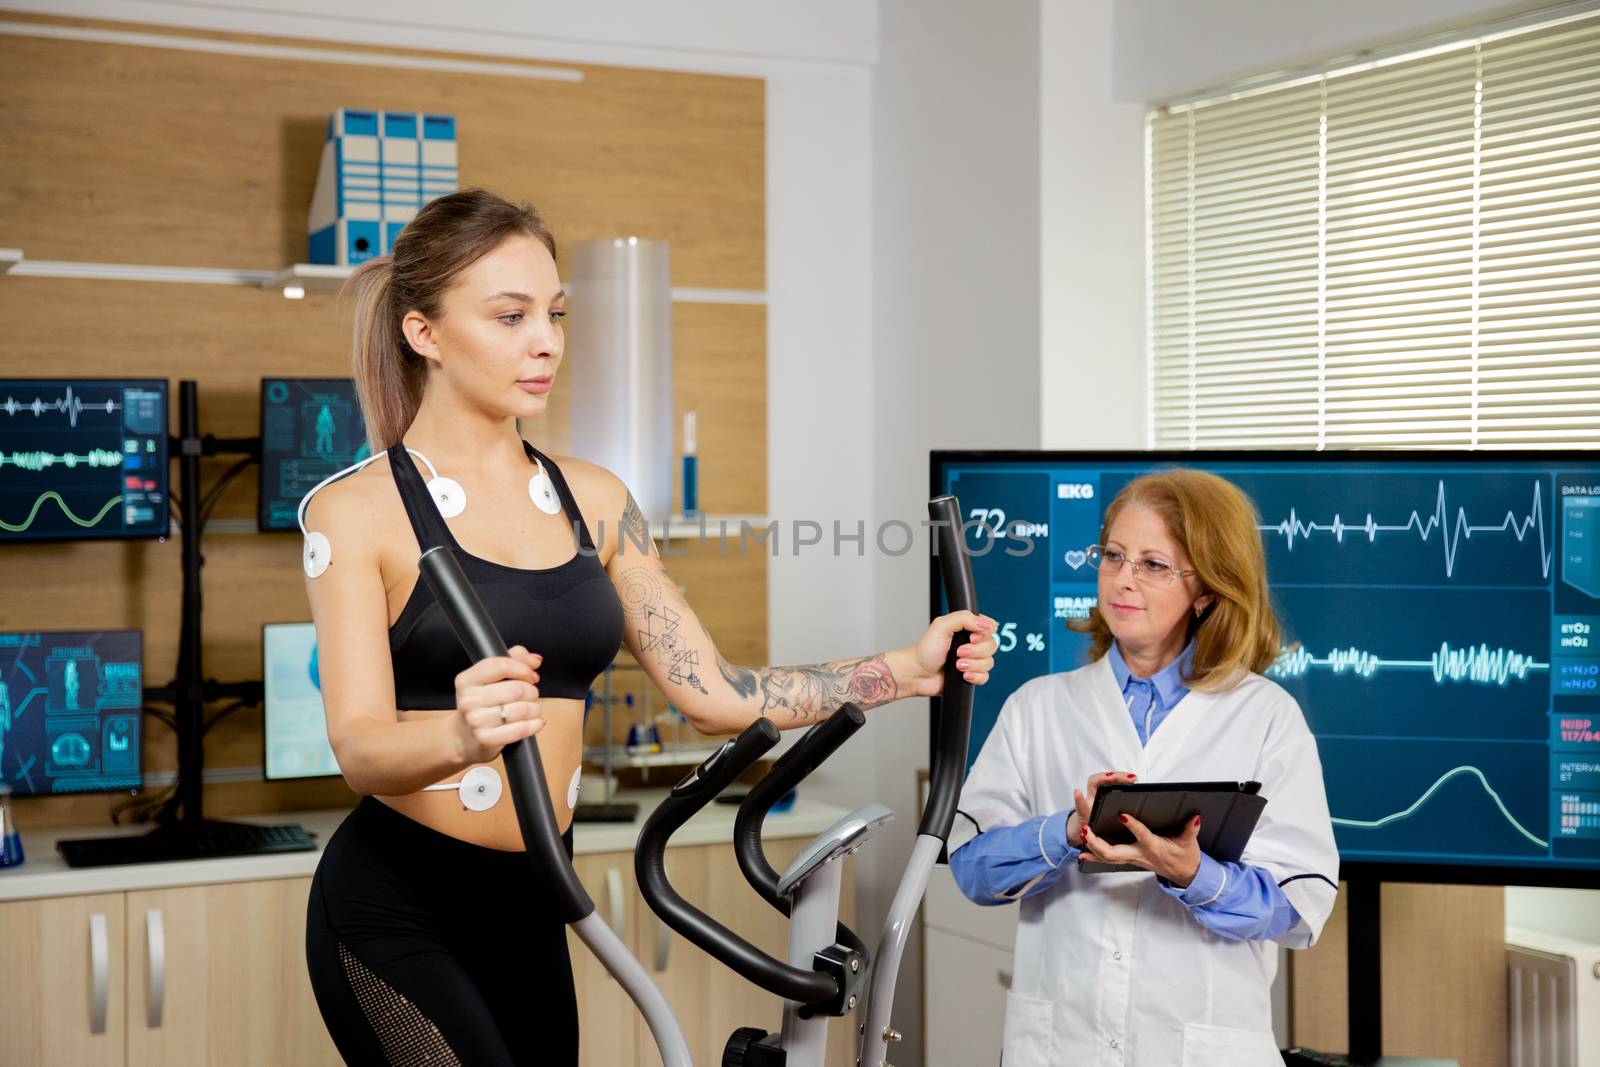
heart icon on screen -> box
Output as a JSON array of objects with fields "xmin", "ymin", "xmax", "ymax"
[{"xmin": 1064, "ymin": 550, "xmax": 1087, "ymax": 570}]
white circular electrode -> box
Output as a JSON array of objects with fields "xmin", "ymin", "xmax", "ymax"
[
  {"xmin": 428, "ymin": 476, "xmax": 467, "ymax": 518},
  {"xmin": 303, "ymin": 532, "xmax": 332, "ymax": 578},
  {"xmin": 459, "ymin": 765, "xmax": 502, "ymax": 812},
  {"xmin": 567, "ymin": 767, "xmax": 582, "ymax": 809},
  {"xmin": 529, "ymin": 466, "xmax": 561, "ymax": 515}
]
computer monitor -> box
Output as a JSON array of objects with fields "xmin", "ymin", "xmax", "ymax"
[
  {"xmin": 258, "ymin": 378, "xmax": 369, "ymax": 532},
  {"xmin": 0, "ymin": 378, "xmax": 168, "ymax": 542},
  {"xmin": 262, "ymin": 622, "xmax": 341, "ymax": 780},
  {"xmin": 932, "ymin": 450, "xmax": 1600, "ymax": 886},
  {"xmin": 0, "ymin": 629, "xmax": 141, "ymax": 796}
]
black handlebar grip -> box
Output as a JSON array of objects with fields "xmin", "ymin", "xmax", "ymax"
[
  {"xmin": 919, "ymin": 494, "xmax": 979, "ymax": 841},
  {"xmin": 636, "ymin": 719, "xmax": 838, "ymax": 1004},
  {"xmin": 734, "ymin": 706, "xmax": 865, "ymax": 910},
  {"xmin": 732, "ymin": 706, "xmax": 871, "ymax": 963},
  {"xmin": 417, "ymin": 545, "xmax": 595, "ymax": 924}
]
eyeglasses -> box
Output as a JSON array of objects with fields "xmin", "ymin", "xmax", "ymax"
[{"xmin": 1085, "ymin": 544, "xmax": 1198, "ymax": 587}]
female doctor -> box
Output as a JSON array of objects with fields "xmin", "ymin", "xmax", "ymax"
[{"xmin": 949, "ymin": 468, "xmax": 1339, "ymax": 1066}]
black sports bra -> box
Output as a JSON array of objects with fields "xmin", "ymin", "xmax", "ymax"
[{"xmin": 386, "ymin": 440, "xmax": 625, "ymax": 709}]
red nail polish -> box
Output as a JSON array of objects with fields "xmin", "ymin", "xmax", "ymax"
[
  {"xmin": 1119, "ymin": 814, "xmax": 1130, "ymax": 824},
  {"xmin": 1127, "ymin": 774, "xmax": 1137, "ymax": 781}
]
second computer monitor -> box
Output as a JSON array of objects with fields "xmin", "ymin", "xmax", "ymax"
[
  {"xmin": 263, "ymin": 622, "xmax": 341, "ymax": 780},
  {"xmin": 258, "ymin": 378, "xmax": 369, "ymax": 532},
  {"xmin": 0, "ymin": 378, "xmax": 168, "ymax": 542},
  {"xmin": 0, "ymin": 629, "xmax": 142, "ymax": 796}
]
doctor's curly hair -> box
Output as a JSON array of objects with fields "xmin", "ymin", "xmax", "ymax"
[{"xmin": 1068, "ymin": 468, "xmax": 1283, "ymax": 692}]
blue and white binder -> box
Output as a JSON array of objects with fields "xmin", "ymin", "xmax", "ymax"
[{"xmin": 307, "ymin": 109, "xmax": 459, "ymax": 266}]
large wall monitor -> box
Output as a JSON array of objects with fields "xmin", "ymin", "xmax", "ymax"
[{"xmin": 933, "ymin": 450, "xmax": 1600, "ymax": 884}]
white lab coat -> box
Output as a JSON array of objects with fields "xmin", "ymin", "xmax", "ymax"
[{"xmin": 950, "ymin": 655, "xmax": 1339, "ymax": 1067}]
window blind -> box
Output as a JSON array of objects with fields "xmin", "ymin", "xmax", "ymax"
[{"xmin": 1149, "ymin": 9, "xmax": 1600, "ymax": 449}]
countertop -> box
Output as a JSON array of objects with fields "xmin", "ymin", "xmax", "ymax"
[{"xmin": 0, "ymin": 790, "xmax": 854, "ymax": 902}]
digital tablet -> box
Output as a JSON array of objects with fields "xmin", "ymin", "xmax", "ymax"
[{"xmin": 1081, "ymin": 781, "xmax": 1267, "ymax": 874}]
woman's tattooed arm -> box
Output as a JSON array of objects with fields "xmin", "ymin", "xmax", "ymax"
[
  {"xmin": 609, "ymin": 490, "xmax": 902, "ymax": 732},
  {"xmin": 715, "ymin": 648, "xmax": 898, "ymax": 724}
]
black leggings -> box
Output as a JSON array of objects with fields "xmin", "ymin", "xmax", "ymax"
[{"xmin": 305, "ymin": 797, "xmax": 579, "ymax": 1066}]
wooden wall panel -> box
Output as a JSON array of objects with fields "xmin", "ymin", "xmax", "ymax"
[
  {"xmin": 0, "ymin": 12, "xmax": 764, "ymax": 289},
  {"xmin": 0, "ymin": 279, "xmax": 767, "ymax": 518},
  {"xmin": 1290, "ymin": 881, "xmax": 1507, "ymax": 1067},
  {"xmin": 0, "ymin": 15, "xmax": 768, "ymax": 830}
]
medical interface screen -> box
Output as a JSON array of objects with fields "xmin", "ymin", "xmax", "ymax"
[
  {"xmin": 258, "ymin": 378, "xmax": 369, "ymax": 532},
  {"xmin": 0, "ymin": 629, "xmax": 142, "ymax": 796},
  {"xmin": 935, "ymin": 452, "xmax": 1600, "ymax": 875},
  {"xmin": 0, "ymin": 378, "xmax": 168, "ymax": 542}
]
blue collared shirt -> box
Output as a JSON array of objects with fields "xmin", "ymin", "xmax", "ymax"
[
  {"xmin": 948, "ymin": 641, "xmax": 1304, "ymax": 942},
  {"xmin": 1107, "ymin": 638, "xmax": 1194, "ymax": 745}
]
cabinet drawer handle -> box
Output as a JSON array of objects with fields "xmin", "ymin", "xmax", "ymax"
[
  {"xmin": 146, "ymin": 908, "xmax": 166, "ymax": 1027},
  {"xmin": 89, "ymin": 912, "xmax": 109, "ymax": 1035},
  {"xmin": 997, "ymin": 968, "xmax": 1012, "ymax": 991},
  {"xmin": 605, "ymin": 868, "xmax": 625, "ymax": 938}
]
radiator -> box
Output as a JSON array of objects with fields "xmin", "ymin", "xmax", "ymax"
[{"xmin": 1507, "ymin": 926, "xmax": 1600, "ymax": 1067}]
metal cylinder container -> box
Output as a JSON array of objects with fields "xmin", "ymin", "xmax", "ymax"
[{"xmin": 564, "ymin": 237, "xmax": 674, "ymax": 522}]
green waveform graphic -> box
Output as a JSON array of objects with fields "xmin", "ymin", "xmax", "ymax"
[{"xmin": 0, "ymin": 491, "xmax": 124, "ymax": 532}]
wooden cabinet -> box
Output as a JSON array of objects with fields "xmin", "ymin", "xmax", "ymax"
[
  {"xmin": 571, "ymin": 841, "xmax": 858, "ymax": 1067},
  {"xmin": 124, "ymin": 878, "xmax": 340, "ymax": 1067},
  {"xmin": 0, "ymin": 892, "xmax": 127, "ymax": 1067},
  {"xmin": 922, "ymin": 866, "xmax": 1017, "ymax": 1067},
  {"xmin": 2, "ymin": 813, "xmax": 855, "ymax": 1066},
  {"xmin": 571, "ymin": 851, "xmax": 649, "ymax": 1067},
  {"xmin": 0, "ymin": 880, "xmax": 339, "ymax": 1067}
]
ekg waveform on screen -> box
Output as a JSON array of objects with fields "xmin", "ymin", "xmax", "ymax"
[
  {"xmin": 1258, "ymin": 479, "xmax": 1552, "ymax": 579},
  {"xmin": 1268, "ymin": 642, "xmax": 1549, "ymax": 685},
  {"xmin": 0, "ymin": 384, "xmax": 124, "ymax": 428}
]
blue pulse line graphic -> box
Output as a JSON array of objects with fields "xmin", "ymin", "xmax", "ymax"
[
  {"xmin": 1269, "ymin": 641, "xmax": 1549, "ymax": 685},
  {"xmin": 1258, "ymin": 480, "xmax": 1552, "ymax": 579},
  {"xmin": 1333, "ymin": 765, "xmax": 1548, "ymax": 849},
  {"xmin": 0, "ymin": 385, "xmax": 121, "ymax": 429}
]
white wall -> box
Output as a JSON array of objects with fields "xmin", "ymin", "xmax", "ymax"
[
  {"xmin": 1039, "ymin": 0, "xmax": 1148, "ymax": 451},
  {"xmin": 868, "ymin": 2, "xmax": 1042, "ymax": 1062},
  {"xmin": 1112, "ymin": 0, "xmax": 1551, "ymax": 103}
]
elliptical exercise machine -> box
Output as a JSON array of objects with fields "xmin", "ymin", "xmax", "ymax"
[{"xmin": 417, "ymin": 495, "xmax": 978, "ymax": 1067}]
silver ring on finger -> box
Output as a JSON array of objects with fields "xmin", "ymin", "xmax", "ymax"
[{"xmin": 498, "ymin": 704, "xmax": 506, "ymax": 724}]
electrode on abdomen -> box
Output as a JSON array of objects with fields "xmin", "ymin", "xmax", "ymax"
[{"xmin": 421, "ymin": 765, "xmax": 503, "ymax": 812}]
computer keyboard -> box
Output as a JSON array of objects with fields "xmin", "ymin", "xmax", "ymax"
[{"xmin": 58, "ymin": 821, "xmax": 317, "ymax": 868}]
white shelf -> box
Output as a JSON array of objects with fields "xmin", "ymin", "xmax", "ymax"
[
  {"xmin": 5, "ymin": 257, "xmax": 271, "ymax": 285},
  {"xmin": 263, "ymin": 263, "xmax": 354, "ymax": 294},
  {"xmin": 660, "ymin": 514, "xmax": 771, "ymax": 539},
  {"xmin": 0, "ymin": 252, "xmax": 765, "ymax": 303}
]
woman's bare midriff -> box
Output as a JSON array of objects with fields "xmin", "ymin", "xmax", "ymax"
[{"xmin": 377, "ymin": 699, "xmax": 584, "ymax": 850}]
